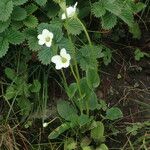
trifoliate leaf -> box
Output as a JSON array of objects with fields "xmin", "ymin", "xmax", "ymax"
[
  {"xmin": 0, "ymin": 19, "xmax": 11, "ymax": 33},
  {"xmin": 64, "ymin": 18, "xmax": 83, "ymax": 35},
  {"xmin": 101, "ymin": 12, "xmax": 117, "ymax": 30},
  {"xmin": 91, "ymin": 0, "xmax": 106, "ymax": 17},
  {"xmin": 12, "ymin": 0, "xmax": 28, "ymax": 5},
  {"xmin": 5, "ymin": 28, "xmax": 25, "ymax": 45},
  {"xmin": 23, "ymin": 15, "xmax": 38, "ymax": 28},
  {"xmin": 11, "ymin": 6, "xmax": 27, "ymax": 21},
  {"xmin": 35, "ymin": 0, "xmax": 47, "ymax": 6},
  {"xmin": 0, "ymin": 0, "xmax": 13, "ymax": 22},
  {"xmin": 0, "ymin": 37, "xmax": 9, "ymax": 58}
]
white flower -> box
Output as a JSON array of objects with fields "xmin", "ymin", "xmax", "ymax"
[
  {"xmin": 37, "ymin": 29, "xmax": 53, "ymax": 47},
  {"xmin": 43, "ymin": 122, "xmax": 49, "ymax": 128},
  {"xmin": 51, "ymin": 48, "xmax": 71, "ymax": 70},
  {"xmin": 61, "ymin": 2, "xmax": 78, "ymax": 20}
]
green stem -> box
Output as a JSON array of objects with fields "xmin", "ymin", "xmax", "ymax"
[
  {"xmin": 70, "ymin": 65, "xmax": 83, "ymax": 114},
  {"xmin": 76, "ymin": 17, "xmax": 92, "ymax": 46},
  {"xmin": 61, "ymin": 69, "xmax": 68, "ymax": 90}
]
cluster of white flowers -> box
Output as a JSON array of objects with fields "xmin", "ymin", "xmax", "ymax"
[{"xmin": 37, "ymin": 2, "xmax": 77, "ymax": 70}]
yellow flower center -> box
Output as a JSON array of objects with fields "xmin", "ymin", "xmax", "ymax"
[
  {"xmin": 45, "ymin": 36, "xmax": 51, "ymax": 42},
  {"xmin": 61, "ymin": 57, "xmax": 67, "ymax": 63}
]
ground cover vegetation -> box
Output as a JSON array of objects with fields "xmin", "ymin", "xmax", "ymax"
[{"xmin": 0, "ymin": 0, "xmax": 150, "ymax": 149}]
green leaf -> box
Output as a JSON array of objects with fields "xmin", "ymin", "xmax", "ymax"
[
  {"xmin": 134, "ymin": 2, "xmax": 146, "ymax": 13},
  {"xmin": 102, "ymin": 47, "xmax": 112, "ymax": 66},
  {"xmin": 28, "ymin": 37, "xmax": 41, "ymax": 51},
  {"xmin": 80, "ymin": 137, "xmax": 92, "ymax": 148},
  {"xmin": 82, "ymin": 146, "xmax": 93, "ymax": 150},
  {"xmin": 104, "ymin": 0, "xmax": 134, "ymax": 27},
  {"xmin": 67, "ymin": 83, "xmax": 77, "ymax": 99},
  {"xmin": 57, "ymin": 100, "xmax": 78, "ymax": 121},
  {"xmin": 78, "ymin": 45, "xmax": 103, "ymax": 70},
  {"xmin": 46, "ymin": 1, "xmax": 60, "ymax": 18},
  {"xmin": 58, "ymin": 37, "xmax": 73, "ymax": 55},
  {"xmin": 5, "ymin": 67, "xmax": 16, "ymax": 81},
  {"xmin": 0, "ymin": 19, "xmax": 11, "ymax": 33},
  {"xmin": 119, "ymin": 9, "xmax": 134, "ymax": 27},
  {"xmin": 5, "ymin": 85, "xmax": 16, "ymax": 100},
  {"xmin": 11, "ymin": 6, "xmax": 27, "ymax": 21},
  {"xmin": 24, "ymin": 28, "xmax": 41, "ymax": 51},
  {"xmin": 0, "ymin": 0, "xmax": 13, "ymax": 22},
  {"xmin": 134, "ymin": 48, "xmax": 145, "ymax": 61},
  {"xmin": 11, "ymin": 21, "xmax": 24, "ymax": 29},
  {"xmin": 106, "ymin": 107, "xmax": 123, "ymax": 121},
  {"xmin": 0, "ymin": 37, "xmax": 9, "ymax": 58},
  {"xmin": 91, "ymin": 0, "xmax": 106, "ymax": 17},
  {"xmin": 35, "ymin": 0, "xmax": 47, "ymax": 6},
  {"xmin": 86, "ymin": 68, "xmax": 100, "ymax": 89},
  {"xmin": 64, "ymin": 138, "xmax": 77, "ymax": 150},
  {"xmin": 17, "ymin": 97, "xmax": 31, "ymax": 116},
  {"xmin": 25, "ymin": 3, "xmax": 38, "ymax": 15},
  {"xmin": 23, "ymin": 15, "xmax": 38, "ymax": 28},
  {"xmin": 64, "ymin": 18, "xmax": 83, "ymax": 35},
  {"xmin": 38, "ymin": 46, "xmax": 57, "ymax": 65},
  {"xmin": 88, "ymin": 92, "xmax": 99, "ymax": 111},
  {"xmin": 101, "ymin": 12, "xmax": 117, "ymax": 30},
  {"xmin": 77, "ymin": 114, "xmax": 91, "ymax": 127},
  {"xmin": 129, "ymin": 22, "xmax": 141, "ymax": 39},
  {"xmin": 96, "ymin": 144, "xmax": 108, "ymax": 150},
  {"xmin": 91, "ymin": 121, "xmax": 105, "ymax": 142},
  {"xmin": 30, "ymin": 80, "xmax": 41, "ymax": 93},
  {"xmin": 5, "ymin": 28, "xmax": 25, "ymax": 45},
  {"xmin": 13, "ymin": 0, "xmax": 28, "ymax": 5},
  {"xmin": 48, "ymin": 123, "xmax": 71, "ymax": 139}
]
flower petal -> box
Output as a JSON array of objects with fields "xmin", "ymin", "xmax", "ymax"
[
  {"xmin": 37, "ymin": 34, "xmax": 43, "ymax": 40},
  {"xmin": 61, "ymin": 13, "xmax": 66, "ymax": 20},
  {"xmin": 74, "ymin": 2, "xmax": 78, "ymax": 8},
  {"xmin": 48, "ymin": 32, "xmax": 54, "ymax": 39},
  {"xmin": 65, "ymin": 54, "xmax": 71, "ymax": 61},
  {"xmin": 56, "ymin": 63, "xmax": 63, "ymax": 70},
  {"xmin": 51, "ymin": 55, "xmax": 61, "ymax": 63},
  {"xmin": 38, "ymin": 39, "xmax": 45, "ymax": 45},
  {"xmin": 42, "ymin": 29, "xmax": 50, "ymax": 35},
  {"xmin": 45, "ymin": 41, "xmax": 52, "ymax": 47},
  {"xmin": 60, "ymin": 48, "xmax": 67, "ymax": 56}
]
